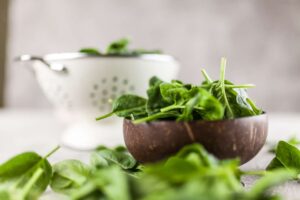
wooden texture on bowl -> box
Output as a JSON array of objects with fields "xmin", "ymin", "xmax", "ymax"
[{"xmin": 123, "ymin": 114, "xmax": 268, "ymax": 164}]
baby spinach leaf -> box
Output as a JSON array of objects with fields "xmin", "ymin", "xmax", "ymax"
[
  {"xmin": 79, "ymin": 48, "xmax": 101, "ymax": 55},
  {"xmin": 0, "ymin": 147, "xmax": 59, "ymax": 200},
  {"xmin": 91, "ymin": 146, "xmax": 139, "ymax": 171},
  {"xmin": 0, "ymin": 152, "xmax": 41, "ymax": 179},
  {"xmin": 50, "ymin": 160, "xmax": 91, "ymax": 195},
  {"xmin": 106, "ymin": 38, "xmax": 130, "ymax": 55},
  {"xmin": 267, "ymin": 141, "xmax": 300, "ymax": 173},
  {"xmin": 202, "ymin": 58, "xmax": 262, "ymax": 119},
  {"xmin": 146, "ymin": 77, "xmax": 169, "ymax": 115},
  {"xmin": 96, "ymin": 94, "xmax": 147, "ymax": 120},
  {"xmin": 159, "ymin": 82, "xmax": 189, "ymax": 104}
]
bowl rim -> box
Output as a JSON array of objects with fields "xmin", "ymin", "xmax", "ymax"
[
  {"xmin": 20, "ymin": 52, "xmax": 178, "ymax": 63},
  {"xmin": 124, "ymin": 112, "xmax": 268, "ymax": 125}
]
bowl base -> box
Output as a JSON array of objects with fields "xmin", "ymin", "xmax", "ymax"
[{"xmin": 61, "ymin": 120, "xmax": 124, "ymax": 150}]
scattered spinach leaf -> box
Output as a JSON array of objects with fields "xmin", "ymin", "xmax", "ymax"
[
  {"xmin": 91, "ymin": 146, "xmax": 139, "ymax": 171},
  {"xmin": 0, "ymin": 146, "xmax": 59, "ymax": 200},
  {"xmin": 267, "ymin": 141, "xmax": 300, "ymax": 174}
]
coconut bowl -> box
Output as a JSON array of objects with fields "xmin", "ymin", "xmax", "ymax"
[{"xmin": 123, "ymin": 113, "xmax": 268, "ymax": 164}]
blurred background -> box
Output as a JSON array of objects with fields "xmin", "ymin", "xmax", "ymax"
[{"xmin": 0, "ymin": 0, "xmax": 300, "ymax": 112}]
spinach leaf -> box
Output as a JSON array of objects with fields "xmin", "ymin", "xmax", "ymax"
[
  {"xmin": 106, "ymin": 38, "xmax": 130, "ymax": 55},
  {"xmin": 0, "ymin": 147, "xmax": 59, "ymax": 200},
  {"xmin": 80, "ymin": 38, "xmax": 162, "ymax": 56},
  {"xmin": 267, "ymin": 141, "xmax": 300, "ymax": 173},
  {"xmin": 96, "ymin": 94, "xmax": 147, "ymax": 120},
  {"xmin": 202, "ymin": 58, "xmax": 262, "ymax": 119},
  {"xmin": 79, "ymin": 48, "xmax": 101, "ymax": 55},
  {"xmin": 91, "ymin": 146, "xmax": 139, "ymax": 171},
  {"xmin": 50, "ymin": 160, "xmax": 91, "ymax": 195},
  {"xmin": 70, "ymin": 166, "xmax": 131, "ymax": 200},
  {"xmin": 146, "ymin": 76, "xmax": 169, "ymax": 115}
]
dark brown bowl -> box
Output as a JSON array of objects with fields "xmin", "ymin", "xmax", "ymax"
[{"xmin": 123, "ymin": 114, "xmax": 268, "ymax": 165}]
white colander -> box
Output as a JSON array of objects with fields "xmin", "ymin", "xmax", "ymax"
[{"xmin": 18, "ymin": 53, "xmax": 180, "ymax": 149}]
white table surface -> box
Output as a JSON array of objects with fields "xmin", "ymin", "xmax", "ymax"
[{"xmin": 1, "ymin": 109, "xmax": 300, "ymax": 199}]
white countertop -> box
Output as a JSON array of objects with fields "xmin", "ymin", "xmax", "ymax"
[{"xmin": 1, "ymin": 109, "xmax": 300, "ymax": 199}]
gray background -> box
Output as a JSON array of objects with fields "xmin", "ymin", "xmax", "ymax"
[{"xmin": 3, "ymin": 0, "xmax": 300, "ymax": 112}]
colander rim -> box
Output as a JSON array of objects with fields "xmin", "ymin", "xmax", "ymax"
[{"xmin": 39, "ymin": 52, "xmax": 178, "ymax": 63}]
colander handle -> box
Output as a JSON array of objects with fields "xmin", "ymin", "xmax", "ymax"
[{"xmin": 16, "ymin": 54, "xmax": 67, "ymax": 73}]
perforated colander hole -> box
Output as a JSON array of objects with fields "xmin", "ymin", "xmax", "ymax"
[
  {"xmin": 112, "ymin": 76, "xmax": 118, "ymax": 82},
  {"xmin": 101, "ymin": 78, "xmax": 107, "ymax": 83},
  {"xmin": 123, "ymin": 79, "xmax": 128, "ymax": 85},
  {"xmin": 101, "ymin": 98, "xmax": 108, "ymax": 104},
  {"xmin": 93, "ymin": 84, "xmax": 99, "ymax": 90},
  {"xmin": 112, "ymin": 86, "xmax": 118, "ymax": 92},
  {"xmin": 110, "ymin": 94, "xmax": 116, "ymax": 99}
]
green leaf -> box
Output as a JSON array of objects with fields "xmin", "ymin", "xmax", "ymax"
[
  {"xmin": 0, "ymin": 152, "xmax": 41, "ymax": 179},
  {"xmin": 50, "ymin": 160, "xmax": 91, "ymax": 194},
  {"xmin": 96, "ymin": 94, "xmax": 147, "ymax": 120},
  {"xmin": 267, "ymin": 158, "xmax": 284, "ymax": 170},
  {"xmin": 146, "ymin": 77, "xmax": 169, "ymax": 115},
  {"xmin": 106, "ymin": 38, "xmax": 130, "ymax": 55},
  {"xmin": 0, "ymin": 147, "xmax": 57, "ymax": 200},
  {"xmin": 79, "ymin": 48, "xmax": 101, "ymax": 55},
  {"xmin": 271, "ymin": 141, "xmax": 300, "ymax": 172},
  {"xmin": 91, "ymin": 146, "xmax": 139, "ymax": 171}
]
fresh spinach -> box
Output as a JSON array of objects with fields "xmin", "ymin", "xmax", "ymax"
[
  {"xmin": 96, "ymin": 94, "xmax": 147, "ymax": 121},
  {"xmin": 50, "ymin": 160, "xmax": 92, "ymax": 195},
  {"xmin": 91, "ymin": 146, "xmax": 139, "ymax": 171},
  {"xmin": 80, "ymin": 38, "xmax": 162, "ymax": 56},
  {"xmin": 97, "ymin": 57, "xmax": 262, "ymax": 123},
  {"xmin": 79, "ymin": 48, "xmax": 101, "ymax": 55},
  {"xmin": 267, "ymin": 141, "xmax": 300, "ymax": 174},
  {"xmin": 0, "ymin": 146, "xmax": 59, "ymax": 200},
  {"xmin": 0, "ymin": 144, "xmax": 296, "ymax": 200}
]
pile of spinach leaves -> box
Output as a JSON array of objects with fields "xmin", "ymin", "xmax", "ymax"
[
  {"xmin": 97, "ymin": 57, "xmax": 262, "ymax": 123},
  {"xmin": 0, "ymin": 144, "xmax": 296, "ymax": 200},
  {"xmin": 80, "ymin": 38, "xmax": 161, "ymax": 56}
]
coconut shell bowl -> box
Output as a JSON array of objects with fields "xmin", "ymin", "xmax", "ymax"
[{"xmin": 123, "ymin": 113, "xmax": 268, "ymax": 165}]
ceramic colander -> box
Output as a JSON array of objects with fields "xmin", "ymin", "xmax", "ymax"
[{"xmin": 17, "ymin": 53, "xmax": 180, "ymax": 149}]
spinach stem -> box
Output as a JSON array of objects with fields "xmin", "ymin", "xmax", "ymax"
[
  {"xmin": 201, "ymin": 69, "xmax": 213, "ymax": 83},
  {"xmin": 160, "ymin": 105, "xmax": 185, "ymax": 112},
  {"xmin": 44, "ymin": 146, "xmax": 60, "ymax": 159},
  {"xmin": 20, "ymin": 168, "xmax": 43, "ymax": 199},
  {"xmin": 133, "ymin": 112, "xmax": 173, "ymax": 124},
  {"xmin": 96, "ymin": 112, "xmax": 114, "ymax": 120},
  {"xmin": 219, "ymin": 57, "xmax": 233, "ymax": 118},
  {"xmin": 242, "ymin": 170, "xmax": 267, "ymax": 176},
  {"xmin": 225, "ymin": 84, "xmax": 255, "ymax": 88}
]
